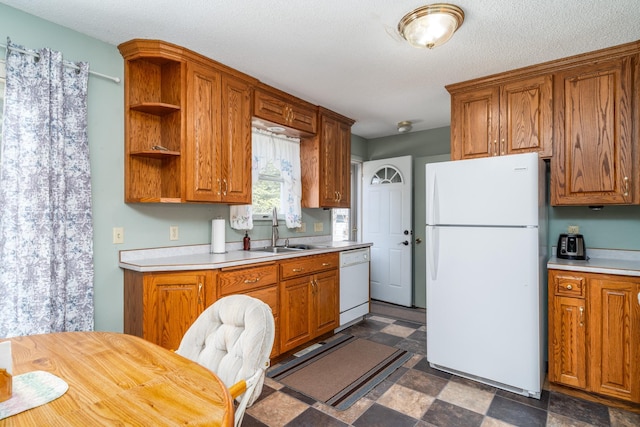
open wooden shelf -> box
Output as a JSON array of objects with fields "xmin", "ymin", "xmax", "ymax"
[
  {"xmin": 130, "ymin": 149, "xmax": 181, "ymax": 159},
  {"xmin": 131, "ymin": 102, "xmax": 181, "ymax": 116}
]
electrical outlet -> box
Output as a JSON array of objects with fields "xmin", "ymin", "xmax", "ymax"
[
  {"xmin": 296, "ymin": 223, "xmax": 306, "ymax": 233},
  {"xmin": 314, "ymin": 222, "xmax": 323, "ymax": 232},
  {"xmin": 113, "ymin": 227, "xmax": 124, "ymax": 244},
  {"xmin": 170, "ymin": 226, "xmax": 179, "ymax": 241},
  {"xmin": 568, "ymin": 225, "xmax": 580, "ymax": 234}
]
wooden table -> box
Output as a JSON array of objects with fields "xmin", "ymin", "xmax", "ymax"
[{"xmin": 0, "ymin": 331, "xmax": 233, "ymax": 426}]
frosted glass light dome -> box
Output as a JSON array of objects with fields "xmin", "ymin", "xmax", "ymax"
[{"xmin": 398, "ymin": 4, "xmax": 465, "ymax": 49}]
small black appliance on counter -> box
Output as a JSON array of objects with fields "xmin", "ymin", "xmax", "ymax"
[{"xmin": 557, "ymin": 234, "xmax": 587, "ymax": 260}]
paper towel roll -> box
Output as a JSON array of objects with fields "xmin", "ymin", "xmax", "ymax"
[{"xmin": 211, "ymin": 218, "xmax": 226, "ymax": 253}]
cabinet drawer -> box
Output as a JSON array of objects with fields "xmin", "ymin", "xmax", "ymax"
[
  {"xmin": 552, "ymin": 273, "xmax": 586, "ymax": 298},
  {"xmin": 280, "ymin": 253, "xmax": 338, "ymax": 280},
  {"xmin": 218, "ymin": 263, "xmax": 278, "ymax": 295}
]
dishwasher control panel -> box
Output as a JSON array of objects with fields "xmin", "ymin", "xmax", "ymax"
[{"xmin": 340, "ymin": 247, "xmax": 370, "ymax": 267}]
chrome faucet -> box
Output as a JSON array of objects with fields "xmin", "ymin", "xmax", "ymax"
[{"xmin": 271, "ymin": 207, "xmax": 279, "ymax": 247}]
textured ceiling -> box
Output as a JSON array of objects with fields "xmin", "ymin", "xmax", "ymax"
[{"xmin": 2, "ymin": 0, "xmax": 639, "ymax": 139}]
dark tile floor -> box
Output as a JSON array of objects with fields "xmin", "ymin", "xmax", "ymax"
[{"xmin": 243, "ymin": 313, "xmax": 640, "ymax": 427}]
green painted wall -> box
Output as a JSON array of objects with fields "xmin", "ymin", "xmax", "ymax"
[
  {"xmin": 351, "ymin": 134, "xmax": 367, "ymax": 159},
  {"xmin": 549, "ymin": 205, "xmax": 640, "ymax": 250},
  {"xmin": 367, "ymin": 126, "xmax": 450, "ymax": 160},
  {"xmin": 0, "ymin": 4, "xmax": 330, "ymax": 333}
]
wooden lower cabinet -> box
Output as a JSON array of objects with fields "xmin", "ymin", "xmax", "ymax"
[
  {"xmin": 589, "ymin": 277, "xmax": 639, "ymax": 401},
  {"xmin": 548, "ymin": 269, "xmax": 640, "ymax": 403},
  {"xmin": 123, "ymin": 252, "xmax": 343, "ymax": 358},
  {"xmin": 279, "ymin": 253, "xmax": 339, "ymax": 353},
  {"xmin": 548, "ymin": 273, "xmax": 587, "ymax": 389},
  {"xmin": 123, "ymin": 269, "xmax": 216, "ymax": 351},
  {"xmin": 217, "ymin": 262, "xmax": 280, "ymax": 358}
]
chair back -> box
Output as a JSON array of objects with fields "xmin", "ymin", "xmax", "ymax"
[{"xmin": 176, "ymin": 294, "xmax": 275, "ymax": 410}]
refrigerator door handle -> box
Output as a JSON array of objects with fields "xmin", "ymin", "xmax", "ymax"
[
  {"xmin": 427, "ymin": 171, "xmax": 439, "ymax": 225},
  {"xmin": 426, "ymin": 226, "xmax": 439, "ymax": 280}
]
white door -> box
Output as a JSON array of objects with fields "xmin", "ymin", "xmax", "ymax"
[{"xmin": 363, "ymin": 156, "xmax": 412, "ymax": 306}]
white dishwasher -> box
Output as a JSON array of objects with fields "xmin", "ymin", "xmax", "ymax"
[{"xmin": 337, "ymin": 247, "xmax": 370, "ymax": 330}]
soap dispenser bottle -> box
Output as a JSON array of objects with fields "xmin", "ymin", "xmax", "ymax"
[{"xmin": 243, "ymin": 231, "xmax": 251, "ymax": 250}]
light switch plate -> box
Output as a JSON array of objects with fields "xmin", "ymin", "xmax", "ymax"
[
  {"xmin": 113, "ymin": 227, "xmax": 124, "ymax": 244},
  {"xmin": 314, "ymin": 222, "xmax": 323, "ymax": 232},
  {"xmin": 568, "ymin": 225, "xmax": 580, "ymax": 234},
  {"xmin": 170, "ymin": 226, "xmax": 179, "ymax": 240}
]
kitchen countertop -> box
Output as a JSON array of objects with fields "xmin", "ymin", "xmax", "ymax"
[
  {"xmin": 119, "ymin": 239, "xmax": 372, "ymax": 272},
  {"xmin": 547, "ymin": 248, "xmax": 640, "ymax": 277}
]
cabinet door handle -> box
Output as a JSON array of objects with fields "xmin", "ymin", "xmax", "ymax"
[
  {"xmin": 623, "ymin": 176, "xmax": 629, "ymax": 197},
  {"xmin": 579, "ymin": 306, "xmax": 584, "ymax": 327},
  {"xmin": 322, "ymin": 263, "xmax": 330, "ymax": 267},
  {"xmin": 500, "ymin": 139, "xmax": 505, "ymax": 156},
  {"xmin": 493, "ymin": 140, "xmax": 497, "ymax": 156},
  {"xmin": 217, "ymin": 178, "xmax": 221, "ymax": 196},
  {"xmin": 222, "ymin": 178, "xmax": 228, "ymax": 196},
  {"xmin": 198, "ymin": 282, "xmax": 203, "ymax": 305},
  {"xmin": 292, "ymin": 268, "xmax": 304, "ymax": 272},
  {"xmin": 244, "ymin": 278, "xmax": 260, "ymax": 284},
  {"xmin": 566, "ymin": 284, "xmax": 573, "ymax": 290}
]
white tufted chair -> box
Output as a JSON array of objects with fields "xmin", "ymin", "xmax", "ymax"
[{"xmin": 176, "ymin": 294, "xmax": 275, "ymax": 427}]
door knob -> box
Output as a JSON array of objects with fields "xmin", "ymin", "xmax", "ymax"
[{"xmin": 415, "ymin": 238, "xmax": 422, "ymax": 244}]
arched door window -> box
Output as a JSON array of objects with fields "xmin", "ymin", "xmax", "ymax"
[{"xmin": 370, "ymin": 166, "xmax": 403, "ymax": 184}]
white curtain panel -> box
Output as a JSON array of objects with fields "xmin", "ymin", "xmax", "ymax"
[
  {"xmin": 230, "ymin": 129, "xmax": 302, "ymax": 230},
  {"xmin": 0, "ymin": 39, "xmax": 94, "ymax": 337}
]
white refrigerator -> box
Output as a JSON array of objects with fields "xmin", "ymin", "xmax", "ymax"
[{"xmin": 425, "ymin": 152, "xmax": 546, "ymax": 399}]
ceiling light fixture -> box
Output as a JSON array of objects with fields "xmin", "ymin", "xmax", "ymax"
[
  {"xmin": 397, "ymin": 121, "xmax": 412, "ymax": 133},
  {"xmin": 398, "ymin": 3, "xmax": 465, "ymax": 49}
]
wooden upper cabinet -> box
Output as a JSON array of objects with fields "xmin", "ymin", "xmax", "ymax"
[
  {"xmin": 220, "ymin": 74, "xmax": 253, "ymax": 204},
  {"xmin": 119, "ymin": 39, "xmax": 257, "ymax": 204},
  {"xmin": 185, "ymin": 61, "xmax": 222, "ymax": 202},
  {"xmin": 119, "ymin": 40, "xmax": 185, "ymax": 203},
  {"xmin": 449, "ymin": 74, "xmax": 552, "ymax": 160},
  {"xmin": 450, "ymin": 87, "xmax": 499, "ymax": 159},
  {"xmin": 500, "ymin": 76, "xmax": 553, "ymax": 157},
  {"xmin": 301, "ymin": 107, "xmax": 354, "ymax": 208},
  {"xmin": 551, "ymin": 55, "xmax": 637, "ymax": 205},
  {"xmin": 448, "ymin": 41, "xmax": 640, "ymax": 207},
  {"xmin": 185, "ymin": 68, "xmax": 253, "ymax": 203},
  {"xmin": 253, "ymin": 84, "xmax": 317, "ymax": 135}
]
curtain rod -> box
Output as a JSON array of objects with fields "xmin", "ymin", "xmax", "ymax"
[
  {"xmin": 252, "ymin": 127, "xmax": 301, "ymax": 143},
  {"xmin": 0, "ymin": 42, "xmax": 120, "ymax": 83}
]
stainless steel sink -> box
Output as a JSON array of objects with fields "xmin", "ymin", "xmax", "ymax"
[
  {"xmin": 287, "ymin": 244, "xmax": 329, "ymax": 250},
  {"xmin": 251, "ymin": 246, "xmax": 304, "ymax": 253},
  {"xmin": 251, "ymin": 244, "xmax": 330, "ymax": 253}
]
